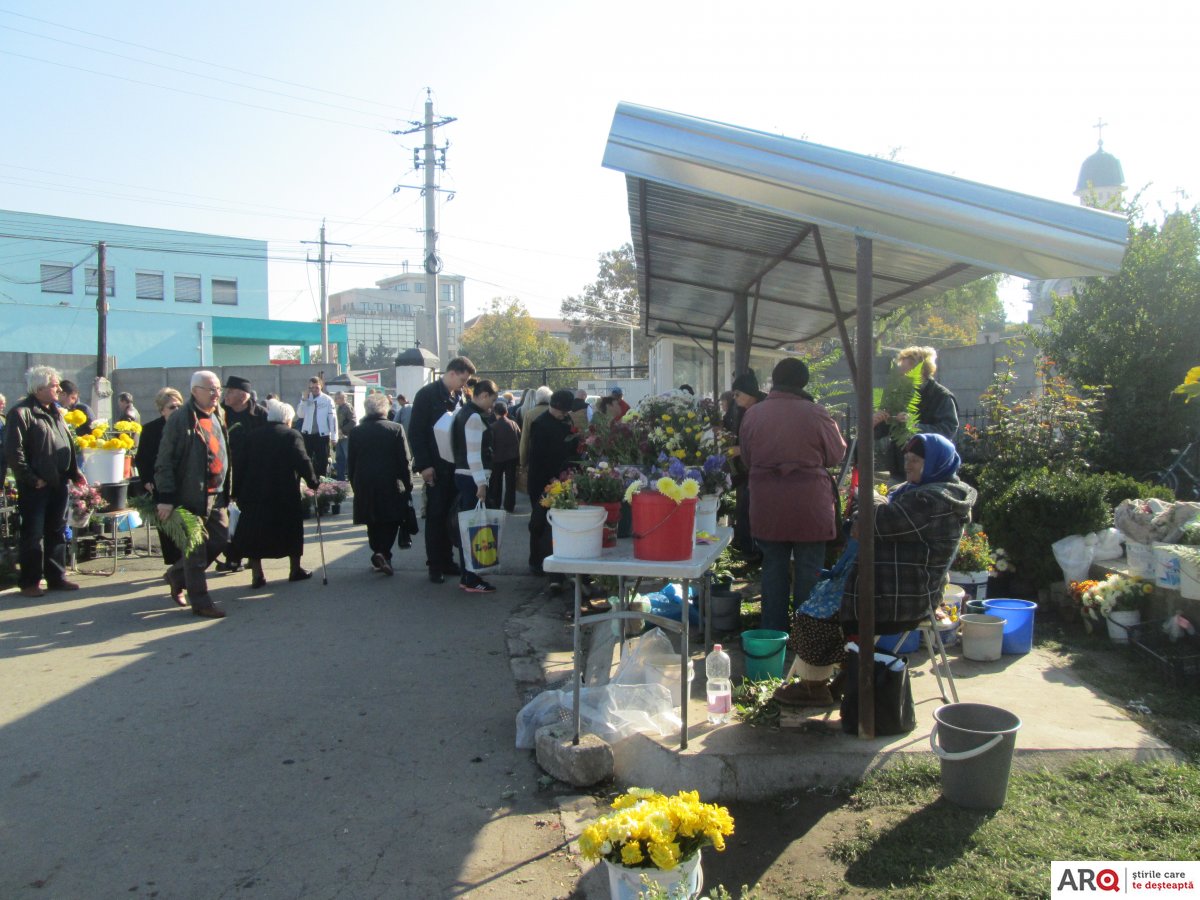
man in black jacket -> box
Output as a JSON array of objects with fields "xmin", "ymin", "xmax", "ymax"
[
  {"xmin": 217, "ymin": 375, "xmax": 267, "ymax": 573},
  {"xmin": 4, "ymin": 365, "xmax": 85, "ymax": 597},
  {"xmin": 527, "ymin": 389, "xmax": 577, "ymax": 580},
  {"xmin": 407, "ymin": 356, "xmax": 476, "ymax": 584}
]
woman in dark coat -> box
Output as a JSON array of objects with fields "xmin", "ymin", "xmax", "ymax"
[
  {"xmin": 348, "ymin": 391, "xmax": 414, "ymax": 576},
  {"xmin": 231, "ymin": 399, "xmax": 318, "ymax": 588},
  {"xmin": 133, "ymin": 387, "xmax": 185, "ymax": 567}
]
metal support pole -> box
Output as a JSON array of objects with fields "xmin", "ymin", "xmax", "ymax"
[
  {"xmin": 95, "ymin": 242, "xmax": 107, "ymax": 378},
  {"xmin": 423, "ymin": 96, "xmax": 441, "ymax": 365},
  {"xmin": 855, "ymin": 235, "xmax": 876, "ymax": 739},
  {"xmin": 732, "ymin": 291, "xmax": 749, "ymax": 376}
]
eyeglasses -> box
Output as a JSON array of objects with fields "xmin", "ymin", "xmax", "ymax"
[
  {"xmin": 166, "ymin": 404, "xmax": 182, "ymax": 410},
  {"xmin": 196, "ymin": 386, "xmax": 220, "ymax": 394}
]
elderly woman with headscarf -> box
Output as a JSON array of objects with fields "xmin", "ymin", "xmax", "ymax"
[
  {"xmin": 739, "ymin": 358, "xmax": 847, "ymax": 633},
  {"xmin": 842, "ymin": 431, "xmax": 976, "ymax": 636},
  {"xmin": 230, "ymin": 399, "xmax": 318, "ymax": 588}
]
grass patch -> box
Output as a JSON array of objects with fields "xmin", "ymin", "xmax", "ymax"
[{"xmin": 828, "ymin": 757, "xmax": 1200, "ymax": 899}]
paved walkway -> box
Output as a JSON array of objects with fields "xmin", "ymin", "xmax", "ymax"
[{"xmin": 1, "ymin": 497, "xmax": 1178, "ymax": 898}]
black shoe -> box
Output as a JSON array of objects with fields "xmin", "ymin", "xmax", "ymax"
[
  {"xmin": 441, "ymin": 562, "xmax": 462, "ymax": 577},
  {"xmin": 429, "ymin": 569, "xmax": 445, "ymax": 584},
  {"xmin": 459, "ymin": 578, "xmax": 497, "ymax": 594},
  {"xmin": 193, "ymin": 604, "xmax": 226, "ymax": 619},
  {"xmin": 251, "ymin": 574, "xmax": 267, "ymax": 589},
  {"xmin": 371, "ymin": 553, "xmax": 394, "ymax": 576},
  {"xmin": 548, "ymin": 578, "xmax": 564, "ymax": 594},
  {"xmin": 529, "ymin": 565, "xmax": 545, "ymax": 576},
  {"xmin": 215, "ymin": 560, "xmax": 242, "ymax": 573},
  {"xmin": 288, "ymin": 569, "xmax": 312, "ymax": 582},
  {"xmin": 398, "ymin": 539, "xmax": 412, "ymax": 549}
]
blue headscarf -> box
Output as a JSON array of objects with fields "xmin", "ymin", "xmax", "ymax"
[{"xmin": 890, "ymin": 432, "xmax": 961, "ymax": 498}]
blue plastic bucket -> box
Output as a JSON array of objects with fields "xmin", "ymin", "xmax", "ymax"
[
  {"xmin": 741, "ymin": 629, "xmax": 788, "ymax": 680},
  {"xmin": 876, "ymin": 632, "xmax": 921, "ymax": 654},
  {"xmin": 982, "ymin": 599, "xmax": 1038, "ymax": 654}
]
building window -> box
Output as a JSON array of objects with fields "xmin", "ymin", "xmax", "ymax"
[
  {"xmin": 135, "ymin": 271, "xmax": 164, "ymax": 300},
  {"xmin": 212, "ymin": 278, "xmax": 238, "ymax": 305},
  {"xmin": 414, "ymin": 283, "xmax": 425, "ymax": 293},
  {"xmin": 441, "ymin": 283, "xmax": 454, "ymax": 302},
  {"xmin": 40, "ymin": 263, "xmax": 73, "ymax": 294},
  {"xmin": 85, "ymin": 266, "xmax": 116, "ymax": 297},
  {"xmin": 175, "ymin": 274, "xmax": 202, "ymax": 303},
  {"xmin": 397, "ymin": 282, "xmax": 409, "ymax": 292}
]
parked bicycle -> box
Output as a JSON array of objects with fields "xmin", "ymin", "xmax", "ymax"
[{"xmin": 1140, "ymin": 442, "xmax": 1200, "ymax": 500}]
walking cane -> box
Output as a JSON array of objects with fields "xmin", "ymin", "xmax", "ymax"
[{"xmin": 314, "ymin": 505, "xmax": 330, "ymax": 586}]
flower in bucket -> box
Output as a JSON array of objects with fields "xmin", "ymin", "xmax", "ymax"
[
  {"xmin": 1079, "ymin": 573, "xmax": 1153, "ymax": 621},
  {"xmin": 67, "ymin": 480, "xmax": 107, "ymax": 520},
  {"xmin": 540, "ymin": 474, "xmax": 580, "ymax": 510},
  {"xmin": 69, "ymin": 415, "xmax": 141, "ymax": 453},
  {"xmin": 691, "ymin": 454, "xmax": 731, "ymax": 498},
  {"xmin": 573, "ymin": 461, "xmax": 625, "ymax": 504},
  {"xmin": 951, "ymin": 525, "xmax": 992, "ymax": 574},
  {"xmin": 578, "ymin": 787, "xmax": 734, "ymax": 871},
  {"xmin": 623, "ymin": 457, "xmax": 701, "ymax": 505},
  {"xmin": 315, "ymin": 478, "xmax": 349, "ymax": 504}
]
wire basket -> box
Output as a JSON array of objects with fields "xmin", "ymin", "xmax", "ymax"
[{"xmin": 1120, "ymin": 618, "xmax": 1200, "ymax": 690}]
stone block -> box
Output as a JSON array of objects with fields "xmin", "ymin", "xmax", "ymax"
[{"xmin": 535, "ymin": 724, "xmax": 613, "ymax": 787}]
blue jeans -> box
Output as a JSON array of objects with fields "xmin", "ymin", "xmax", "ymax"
[{"xmin": 757, "ymin": 539, "xmax": 826, "ymax": 633}]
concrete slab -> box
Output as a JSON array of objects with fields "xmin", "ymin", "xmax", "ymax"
[{"xmin": 593, "ymin": 643, "xmax": 1180, "ymax": 802}]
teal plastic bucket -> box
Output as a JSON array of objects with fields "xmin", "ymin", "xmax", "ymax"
[
  {"xmin": 982, "ymin": 599, "xmax": 1038, "ymax": 654},
  {"xmin": 965, "ymin": 599, "xmax": 987, "ymax": 616},
  {"xmin": 741, "ymin": 629, "xmax": 788, "ymax": 680}
]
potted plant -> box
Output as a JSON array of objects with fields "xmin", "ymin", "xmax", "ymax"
[
  {"xmin": 691, "ymin": 453, "xmax": 732, "ymax": 537},
  {"xmin": 67, "ymin": 481, "xmax": 108, "ymax": 529},
  {"xmin": 541, "ymin": 474, "xmax": 607, "ymax": 559},
  {"xmin": 574, "ymin": 463, "xmax": 626, "ymax": 547},
  {"xmin": 316, "ymin": 478, "xmax": 349, "ymax": 515},
  {"xmin": 67, "ymin": 413, "xmax": 141, "ymax": 483},
  {"xmin": 949, "ymin": 525, "xmax": 993, "ymax": 603},
  {"xmin": 1079, "ymin": 573, "xmax": 1154, "ymax": 643},
  {"xmin": 578, "ymin": 787, "xmax": 734, "ymax": 900},
  {"xmin": 624, "ymin": 458, "xmax": 702, "ymax": 561}
]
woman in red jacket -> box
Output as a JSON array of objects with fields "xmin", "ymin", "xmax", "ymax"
[{"xmin": 739, "ymin": 358, "xmax": 847, "ymax": 633}]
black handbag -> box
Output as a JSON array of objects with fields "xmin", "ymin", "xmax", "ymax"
[
  {"xmin": 403, "ymin": 496, "xmax": 420, "ymax": 536},
  {"xmin": 839, "ymin": 644, "xmax": 916, "ymax": 736}
]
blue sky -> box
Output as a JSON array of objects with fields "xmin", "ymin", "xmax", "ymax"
[{"xmin": 1, "ymin": 0, "xmax": 1194, "ymax": 326}]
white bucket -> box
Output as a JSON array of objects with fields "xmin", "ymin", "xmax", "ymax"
[
  {"xmin": 1180, "ymin": 554, "xmax": 1200, "ymax": 601},
  {"xmin": 1152, "ymin": 542, "xmax": 1183, "ymax": 589},
  {"xmin": 1125, "ymin": 540, "xmax": 1155, "ymax": 578},
  {"xmin": 547, "ymin": 506, "xmax": 606, "ymax": 559},
  {"xmin": 960, "ymin": 613, "xmax": 1004, "ymax": 662},
  {"xmin": 695, "ymin": 495, "xmax": 720, "ymax": 536},
  {"xmin": 82, "ymin": 448, "xmax": 125, "ymax": 485}
]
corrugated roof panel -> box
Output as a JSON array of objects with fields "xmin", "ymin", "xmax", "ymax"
[{"xmin": 607, "ymin": 103, "xmax": 1128, "ymax": 347}]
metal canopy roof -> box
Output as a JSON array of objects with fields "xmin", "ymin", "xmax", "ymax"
[{"xmin": 602, "ymin": 103, "xmax": 1129, "ymax": 349}]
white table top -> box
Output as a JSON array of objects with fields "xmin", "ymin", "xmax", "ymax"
[{"xmin": 543, "ymin": 527, "xmax": 732, "ymax": 579}]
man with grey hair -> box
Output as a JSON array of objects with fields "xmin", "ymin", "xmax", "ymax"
[
  {"xmin": 155, "ymin": 370, "xmax": 231, "ymax": 618},
  {"xmin": 4, "ymin": 365, "xmax": 84, "ymax": 597}
]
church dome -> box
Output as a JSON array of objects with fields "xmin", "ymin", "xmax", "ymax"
[{"xmin": 1075, "ymin": 147, "xmax": 1125, "ymax": 195}]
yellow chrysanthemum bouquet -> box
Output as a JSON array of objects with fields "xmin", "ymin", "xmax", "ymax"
[
  {"xmin": 540, "ymin": 475, "xmax": 580, "ymax": 510},
  {"xmin": 578, "ymin": 787, "xmax": 734, "ymax": 871},
  {"xmin": 65, "ymin": 410, "xmax": 142, "ymax": 453},
  {"xmin": 623, "ymin": 456, "xmax": 701, "ymax": 505}
]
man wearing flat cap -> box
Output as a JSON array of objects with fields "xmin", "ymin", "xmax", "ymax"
[
  {"xmin": 218, "ymin": 374, "xmax": 268, "ymax": 573},
  {"xmin": 526, "ymin": 389, "xmax": 578, "ymax": 581}
]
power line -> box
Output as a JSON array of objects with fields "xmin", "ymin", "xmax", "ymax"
[
  {"xmin": 0, "ymin": 23, "xmax": 399, "ymax": 123},
  {"xmin": 0, "ymin": 7, "xmax": 412, "ymax": 114},
  {"xmin": 0, "ymin": 48, "xmax": 392, "ymax": 133}
]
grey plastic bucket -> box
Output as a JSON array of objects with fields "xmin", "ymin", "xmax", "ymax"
[{"xmin": 930, "ymin": 703, "xmax": 1022, "ymax": 809}]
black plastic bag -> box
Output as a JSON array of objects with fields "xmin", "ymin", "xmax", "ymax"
[{"xmin": 840, "ymin": 644, "xmax": 916, "ymax": 736}]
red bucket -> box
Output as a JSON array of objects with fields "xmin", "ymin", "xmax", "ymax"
[{"xmin": 632, "ymin": 492, "xmax": 697, "ymax": 561}]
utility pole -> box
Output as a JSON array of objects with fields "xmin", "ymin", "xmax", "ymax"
[
  {"xmin": 303, "ymin": 221, "xmax": 349, "ymax": 371},
  {"xmin": 393, "ymin": 88, "xmax": 455, "ymax": 365},
  {"xmin": 95, "ymin": 241, "xmax": 108, "ymax": 377}
]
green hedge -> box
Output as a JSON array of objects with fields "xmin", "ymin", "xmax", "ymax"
[{"xmin": 979, "ymin": 469, "xmax": 1170, "ymax": 588}]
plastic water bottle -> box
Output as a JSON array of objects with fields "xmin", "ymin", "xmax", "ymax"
[{"xmin": 705, "ymin": 644, "xmax": 732, "ymax": 725}]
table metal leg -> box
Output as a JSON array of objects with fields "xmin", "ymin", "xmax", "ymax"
[
  {"xmin": 572, "ymin": 573, "xmax": 583, "ymax": 746},
  {"xmin": 680, "ymin": 577, "xmax": 689, "ymax": 749},
  {"xmin": 703, "ymin": 574, "xmax": 711, "ymax": 653}
]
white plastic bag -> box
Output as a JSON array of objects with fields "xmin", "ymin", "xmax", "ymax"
[
  {"xmin": 433, "ymin": 411, "xmax": 456, "ymax": 464},
  {"xmin": 227, "ymin": 501, "xmax": 240, "ymax": 538},
  {"xmin": 1052, "ymin": 534, "xmax": 1095, "ymax": 584},
  {"xmin": 1091, "ymin": 527, "xmax": 1124, "ymax": 561},
  {"xmin": 458, "ymin": 501, "xmax": 503, "ymax": 574}
]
